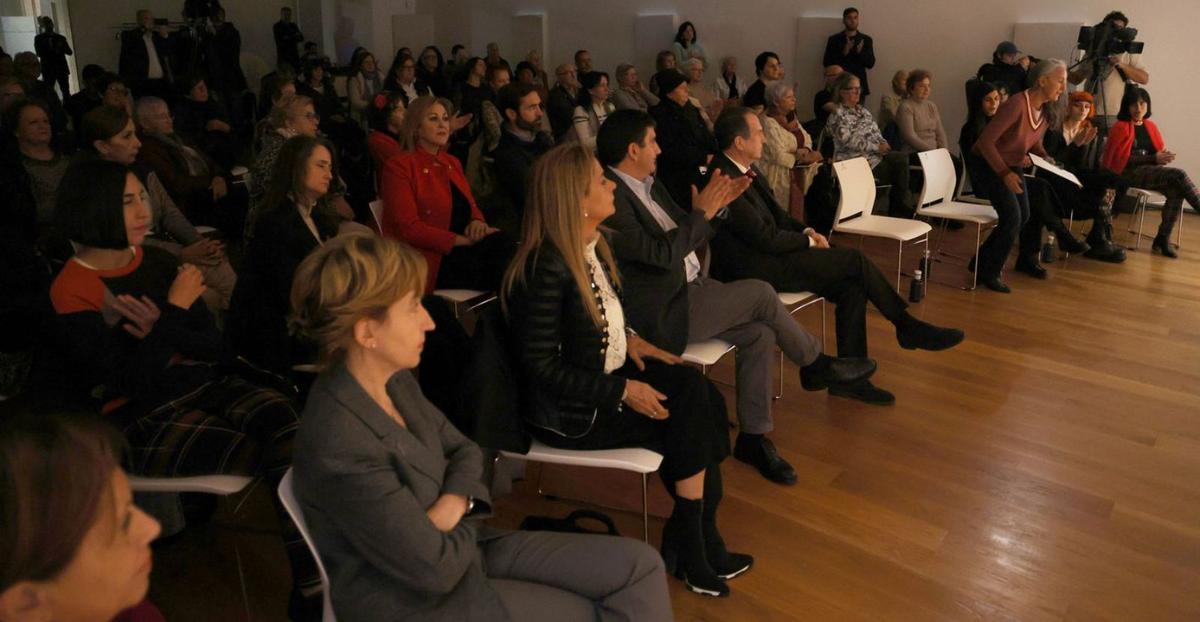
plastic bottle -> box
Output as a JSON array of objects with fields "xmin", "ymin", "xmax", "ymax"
[
  {"xmin": 1041, "ymin": 233, "xmax": 1057, "ymax": 264},
  {"xmin": 909, "ymin": 269, "xmax": 924, "ymax": 303}
]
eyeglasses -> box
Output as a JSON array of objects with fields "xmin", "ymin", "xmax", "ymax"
[{"xmin": 840, "ymin": 87, "xmax": 861, "ymax": 92}]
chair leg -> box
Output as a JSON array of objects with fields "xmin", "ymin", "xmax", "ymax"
[
  {"xmin": 235, "ymin": 546, "xmax": 251, "ymax": 622},
  {"xmin": 641, "ymin": 473, "xmax": 650, "ymax": 543},
  {"xmin": 775, "ymin": 349, "xmax": 784, "ymax": 400},
  {"xmin": 1175, "ymin": 204, "xmax": 1185, "ymax": 248},
  {"xmin": 820, "ymin": 300, "xmax": 827, "ymax": 349},
  {"xmin": 969, "ymin": 224, "xmax": 982, "ymax": 291},
  {"xmin": 1136, "ymin": 197, "xmax": 1147, "ymax": 249},
  {"xmin": 895, "ymin": 241, "xmax": 904, "ymax": 292}
]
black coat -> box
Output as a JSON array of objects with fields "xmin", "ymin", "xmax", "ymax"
[
  {"xmin": 546, "ymin": 84, "xmax": 577, "ymax": 142},
  {"xmin": 119, "ymin": 27, "xmax": 171, "ymax": 82},
  {"xmin": 976, "ymin": 62, "xmax": 1027, "ymax": 99},
  {"xmin": 649, "ymin": 98, "xmax": 716, "ymax": 211},
  {"xmin": 823, "ymin": 32, "xmax": 876, "ymax": 97},
  {"xmin": 505, "ymin": 243, "xmax": 627, "ymax": 439},
  {"xmin": 273, "ymin": 21, "xmax": 303, "ymax": 70},
  {"xmin": 34, "ymin": 32, "xmax": 72, "ymax": 78},
  {"xmin": 491, "ymin": 129, "xmax": 553, "ymax": 216},
  {"xmin": 601, "ymin": 168, "xmax": 715, "ymax": 355},
  {"xmin": 707, "ymin": 153, "xmax": 814, "ymax": 285}
]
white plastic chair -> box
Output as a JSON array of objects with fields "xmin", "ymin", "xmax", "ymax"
[
  {"xmin": 278, "ymin": 470, "xmax": 337, "ymax": 622},
  {"xmin": 498, "ymin": 440, "xmax": 664, "ymax": 542},
  {"xmin": 1124, "ymin": 187, "xmax": 1180, "ymax": 250},
  {"xmin": 916, "ymin": 149, "xmax": 999, "ymax": 290},
  {"xmin": 776, "ymin": 292, "xmax": 826, "ymax": 399},
  {"xmin": 368, "ymin": 199, "xmax": 384, "ymax": 232},
  {"xmin": 433, "ymin": 289, "xmax": 498, "ymax": 319},
  {"xmin": 831, "ymin": 158, "xmax": 932, "ymax": 291}
]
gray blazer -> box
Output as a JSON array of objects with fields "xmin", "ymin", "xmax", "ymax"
[{"xmin": 293, "ymin": 363, "xmax": 506, "ymax": 622}]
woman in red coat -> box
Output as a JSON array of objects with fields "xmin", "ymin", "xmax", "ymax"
[
  {"xmin": 379, "ymin": 95, "xmax": 515, "ymax": 291},
  {"xmin": 1101, "ymin": 87, "xmax": 1199, "ymax": 258}
]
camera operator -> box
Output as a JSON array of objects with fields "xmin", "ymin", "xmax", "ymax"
[{"xmin": 1069, "ymin": 11, "xmax": 1149, "ymax": 135}]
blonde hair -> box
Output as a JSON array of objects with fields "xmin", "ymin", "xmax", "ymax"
[
  {"xmin": 502, "ymin": 143, "xmax": 620, "ymax": 327},
  {"xmin": 269, "ymin": 93, "xmax": 314, "ymax": 130},
  {"xmin": 397, "ymin": 95, "xmax": 455, "ymax": 152},
  {"xmin": 289, "ymin": 232, "xmax": 428, "ymax": 368}
]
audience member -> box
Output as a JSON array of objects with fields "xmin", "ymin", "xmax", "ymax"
[
  {"xmin": 571, "ymin": 70, "xmax": 615, "ymax": 150},
  {"xmin": 877, "ymin": 69, "xmax": 907, "ymax": 148},
  {"xmin": 612, "ymin": 63, "xmax": 660, "ymax": 112},
  {"xmin": 288, "ymin": 232, "xmax": 670, "ymax": 618},
  {"xmin": 574, "ymin": 49, "xmax": 594, "ymax": 74},
  {"xmin": 1101, "ymin": 87, "xmax": 1198, "ymax": 259},
  {"xmin": 491, "ymin": 83, "xmax": 553, "ymax": 229},
  {"xmin": 547, "ymin": 63, "xmax": 580, "ymax": 142},
  {"xmin": 48, "ymin": 159, "xmax": 314, "ymax": 606},
  {"xmin": 379, "ymin": 95, "xmax": 514, "ymax": 292},
  {"xmin": 649, "ymin": 69, "xmax": 715, "ymax": 211},
  {"xmin": 85, "ymin": 105, "xmax": 234, "ymax": 312},
  {"xmin": 479, "ymin": 63, "xmax": 511, "ymax": 154},
  {"xmin": 685, "ymin": 58, "xmax": 720, "ymax": 124},
  {"xmin": 65, "ymin": 63, "xmax": 105, "ymax": 140},
  {"xmin": 118, "ymin": 10, "xmax": 172, "ymax": 100},
  {"xmin": 895, "ymin": 68, "xmax": 948, "ymax": 154},
  {"xmin": 295, "ymin": 59, "xmax": 342, "ymax": 126},
  {"xmin": 1069, "ymin": 11, "xmax": 1149, "ymax": 135},
  {"xmin": 647, "ymin": 50, "xmax": 678, "ymax": 96},
  {"xmin": 712, "ymin": 56, "xmax": 743, "ymax": 104},
  {"xmin": 972, "ymin": 59, "xmax": 1066, "ymax": 293},
  {"xmin": 256, "ymin": 68, "xmax": 296, "ymax": 121},
  {"xmin": 485, "ymin": 42, "xmax": 511, "ymax": 74},
  {"xmin": 743, "ymin": 51, "xmax": 782, "ymax": 110},
  {"xmin": 525, "ymin": 48, "xmax": 550, "ymax": 89},
  {"xmin": 449, "ymin": 57, "xmax": 489, "ymax": 166},
  {"xmin": 366, "ymin": 90, "xmax": 406, "ymax": 177},
  {"xmin": 822, "ymin": 7, "xmax": 876, "ymax": 98},
  {"xmin": 172, "ymin": 75, "xmax": 238, "ymax": 169},
  {"xmin": 445, "ymin": 44, "xmax": 467, "ymax": 81},
  {"xmin": 207, "ymin": 8, "xmax": 248, "ymax": 103},
  {"xmin": 672, "ymin": 21, "xmax": 708, "ymax": 69},
  {"xmin": 34, "ymin": 16, "xmax": 72, "ymax": 99},
  {"xmin": 0, "ymin": 76, "xmax": 23, "ymax": 117},
  {"xmin": 812, "ymin": 65, "xmax": 844, "ymax": 134},
  {"xmin": 6, "ymin": 99, "xmax": 67, "ymax": 232},
  {"xmin": 349, "ymin": 50, "xmax": 385, "ymax": 125},
  {"xmin": 96, "ymin": 72, "xmax": 134, "ymax": 115},
  {"xmin": 417, "ymin": 45, "xmax": 449, "ymax": 97},
  {"xmin": 0, "ymin": 413, "xmax": 162, "ymax": 622},
  {"xmin": 827, "ymin": 72, "xmax": 912, "ymax": 217},
  {"xmin": 708, "ymin": 106, "xmax": 964, "ymax": 405},
  {"xmin": 273, "ymin": 6, "xmax": 304, "ymax": 72},
  {"xmin": 12, "ymin": 52, "xmax": 66, "ymax": 134},
  {"xmin": 976, "ymin": 42, "xmax": 1027, "ymax": 102},
  {"xmin": 505, "ymin": 141, "xmax": 750, "ymax": 597},
  {"xmin": 385, "ymin": 54, "xmax": 432, "ymax": 107},
  {"xmin": 597, "ymin": 109, "xmax": 875, "ymax": 485},
  {"xmin": 761, "ymin": 82, "xmax": 821, "ymax": 215}
]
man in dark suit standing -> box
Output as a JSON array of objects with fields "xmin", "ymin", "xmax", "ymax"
[
  {"xmin": 273, "ymin": 7, "xmax": 304, "ymax": 72},
  {"xmin": 34, "ymin": 16, "xmax": 72, "ymax": 99},
  {"xmin": 822, "ymin": 7, "xmax": 876, "ymax": 98},
  {"xmin": 598, "ymin": 109, "xmax": 877, "ymax": 485},
  {"xmin": 706, "ymin": 107, "xmax": 965, "ymax": 405},
  {"xmin": 119, "ymin": 9, "xmax": 172, "ymax": 99}
]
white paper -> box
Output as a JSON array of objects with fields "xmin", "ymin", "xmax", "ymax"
[{"xmin": 1030, "ymin": 154, "xmax": 1082, "ymax": 188}]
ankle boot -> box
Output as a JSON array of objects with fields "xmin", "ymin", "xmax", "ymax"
[
  {"xmin": 661, "ymin": 496, "xmax": 729, "ymax": 597},
  {"xmin": 1152, "ymin": 234, "xmax": 1178, "ymax": 258},
  {"xmin": 701, "ymin": 468, "xmax": 754, "ymax": 580}
]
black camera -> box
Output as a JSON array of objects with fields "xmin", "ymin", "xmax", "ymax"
[{"xmin": 1077, "ymin": 22, "xmax": 1144, "ymax": 58}]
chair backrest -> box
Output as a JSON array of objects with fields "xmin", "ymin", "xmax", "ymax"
[
  {"xmin": 368, "ymin": 199, "xmax": 384, "ymax": 232},
  {"xmin": 917, "ymin": 148, "xmax": 956, "ymax": 208},
  {"xmin": 278, "ymin": 469, "xmax": 337, "ymax": 622},
  {"xmin": 833, "ymin": 157, "xmax": 876, "ymax": 223}
]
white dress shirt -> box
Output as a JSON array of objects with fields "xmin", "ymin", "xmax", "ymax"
[
  {"xmin": 610, "ymin": 167, "xmax": 702, "ymax": 283},
  {"xmin": 143, "ymin": 31, "xmax": 164, "ymax": 80}
]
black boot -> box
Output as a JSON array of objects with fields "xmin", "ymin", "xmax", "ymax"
[
  {"xmin": 661, "ymin": 496, "xmax": 729, "ymax": 597},
  {"xmin": 1014, "ymin": 255, "xmax": 1048, "ymax": 279},
  {"xmin": 701, "ymin": 467, "xmax": 753, "ymax": 580},
  {"xmin": 1056, "ymin": 228, "xmax": 1090, "ymax": 254},
  {"xmin": 1083, "ymin": 224, "xmax": 1127, "ymax": 263},
  {"xmin": 1152, "ymin": 234, "xmax": 1178, "ymax": 258}
]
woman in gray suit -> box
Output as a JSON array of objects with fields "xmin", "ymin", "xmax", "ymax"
[{"xmin": 288, "ymin": 232, "xmax": 671, "ymax": 622}]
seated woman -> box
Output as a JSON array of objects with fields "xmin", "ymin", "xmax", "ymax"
[
  {"xmin": 47, "ymin": 159, "xmax": 315, "ymax": 607},
  {"xmin": 366, "ymin": 91, "xmax": 406, "ymax": 185},
  {"xmin": 348, "ymin": 50, "xmax": 385, "ymax": 127},
  {"xmin": 417, "ymin": 45, "xmax": 449, "ymax": 97},
  {"xmin": 712, "ymin": 56, "xmax": 743, "ymax": 104},
  {"xmin": 761, "ymin": 81, "xmax": 822, "ymax": 217},
  {"xmin": 7, "ymin": 99, "xmax": 69, "ymax": 234},
  {"xmin": 571, "ymin": 70, "xmax": 615, "ymax": 150},
  {"xmin": 379, "ymin": 95, "xmax": 515, "ymax": 293},
  {"xmin": 294, "ymin": 60, "xmax": 343, "ymax": 129},
  {"xmin": 288, "ymin": 233, "xmax": 669, "ymax": 620},
  {"xmin": 1101, "ymin": 86, "xmax": 1199, "ymax": 259},
  {"xmin": 171, "ymin": 76, "xmax": 238, "ymax": 169},
  {"xmin": 0, "ymin": 412, "xmax": 164, "ymax": 622},
  {"xmin": 650, "ymin": 69, "xmax": 716, "ymax": 212},
  {"xmin": 84, "ymin": 105, "xmax": 236, "ymax": 312},
  {"xmin": 228, "ymin": 135, "xmax": 342, "ymax": 375},
  {"xmin": 504, "ymin": 143, "xmax": 751, "ymax": 597},
  {"xmin": 648, "ymin": 50, "xmax": 679, "ymax": 96},
  {"xmin": 877, "ymin": 69, "xmax": 907, "ymax": 143},
  {"xmin": 895, "ymin": 69, "xmax": 948, "ymax": 155},
  {"xmin": 827, "ymin": 72, "xmax": 911, "ymax": 217}
]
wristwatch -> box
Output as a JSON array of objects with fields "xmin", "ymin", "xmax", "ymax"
[{"xmin": 465, "ymin": 497, "xmax": 475, "ymax": 514}]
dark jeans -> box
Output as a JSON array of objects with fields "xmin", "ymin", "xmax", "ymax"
[{"xmin": 977, "ymin": 166, "xmax": 1030, "ymax": 280}]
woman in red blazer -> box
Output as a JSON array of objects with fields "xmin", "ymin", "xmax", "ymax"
[
  {"xmin": 379, "ymin": 95, "xmax": 515, "ymax": 291},
  {"xmin": 1101, "ymin": 87, "xmax": 1198, "ymax": 258}
]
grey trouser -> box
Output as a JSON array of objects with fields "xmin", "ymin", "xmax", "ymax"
[
  {"xmin": 484, "ymin": 530, "xmax": 672, "ymax": 621},
  {"xmin": 686, "ymin": 277, "xmax": 823, "ymax": 434}
]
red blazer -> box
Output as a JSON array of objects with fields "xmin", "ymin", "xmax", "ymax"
[
  {"xmin": 379, "ymin": 148, "xmax": 485, "ymax": 291},
  {"xmin": 368, "ymin": 131, "xmax": 402, "ymax": 174},
  {"xmin": 1101, "ymin": 119, "xmax": 1165, "ymax": 175}
]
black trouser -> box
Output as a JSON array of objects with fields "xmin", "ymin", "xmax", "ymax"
[
  {"xmin": 417, "ymin": 296, "xmax": 471, "ymax": 420},
  {"xmin": 976, "ymin": 166, "xmax": 1031, "ymax": 280},
  {"xmin": 873, "ymin": 151, "xmax": 912, "ymax": 217},
  {"xmin": 769, "ymin": 247, "xmax": 908, "ymax": 357},
  {"xmin": 435, "ymin": 230, "xmax": 518, "ymax": 292}
]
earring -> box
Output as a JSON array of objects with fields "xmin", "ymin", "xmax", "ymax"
[
  {"xmin": 584, "ymin": 210, "xmax": 589, "ymax": 218},
  {"xmin": 369, "ymin": 341, "xmax": 378, "ymax": 349}
]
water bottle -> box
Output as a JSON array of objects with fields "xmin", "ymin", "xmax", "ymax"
[
  {"xmin": 918, "ymin": 249, "xmax": 932, "ymax": 277},
  {"xmin": 908, "ymin": 269, "xmax": 924, "ymax": 303},
  {"xmin": 1041, "ymin": 233, "xmax": 1057, "ymax": 264}
]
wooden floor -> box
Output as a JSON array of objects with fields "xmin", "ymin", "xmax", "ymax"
[{"xmin": 149, "ymin": 211, "xmax": 1200, "ymax": 621}]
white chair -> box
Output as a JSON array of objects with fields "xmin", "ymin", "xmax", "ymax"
[
  {"xmin": 775, "ymin": 292, "xmax": 826, "ymax": 399},
  {"xmin": 498, "ymin": 440, "xmax": 664, "ymax": 542},
  {"xmin": 681, "ymin": 339, "xmax": 737, "ymax": 375},
  {"xmin": 278, "ymin": 470, "xmax": 337, "ymax": 622},
  {"xmin": 916, "ymin": 149, "xmax": 999, "ymax": 290},
  {"xmin": 368, "ymin": 199, "xmax": 384, "ymax": 232},
  {"xmin": 831, "ymin": 158, "xmax": 932, "ymax": 291},
  {"xmin": 433, "ymin": 288, "xmax": 498, "ymax": 319},
  {"xmin": 1124, "ymin": 188, "xmax": 1181, "ymax": 250}
]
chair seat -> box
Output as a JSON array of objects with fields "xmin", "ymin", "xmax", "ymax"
[
  {"xmin": 778, "ymin": 291, "xmax": 817, "ymax": 306},
  {"xmin": 128, "ymin": 474, "xmax": 254, "ymax": 495},
  {"xmin": 433, "ymin": 289, "xmax": 488, "ymax": 303},
  {"xmin": 230, "ymin": 165, "xmax": 249, "ymax": 177},
  {"xmin": 682, "ymin": 339, "xmax": 736, "ymax": 366},
  {"xmin": 500, "ymin": 439, "xmax": 663, "ymax": 474},
  {"xmin": 917, "ymin": 201, "xmax": 998, "ymax": 224},
  {"xmin": 834, "ymin": 215, "xmax": 932, "ymax": 241},
  {"xmin": 1128, "ymin": 188, "xmax": 1167, "ymax": 205}
]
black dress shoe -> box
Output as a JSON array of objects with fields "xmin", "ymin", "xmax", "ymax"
[
  {"xmin": 828, "ymin": 380, "xmax": 896, "ymax": 406},
  {"xmin": 1083, "ymin": 239, "xmax": 1127, "ymax": 263},
  {"xmin": 896, "ymin": 318, "xmax": 965, "ymax": 351},
  {"xmin": 733, "ymin": 434, "xmax": 797, "ymax": 485},
  {"xmin": 1014, "ymin": 259, "xmax": 1048, "ymax": 279},
  {"xmin": 1152, "ymin": 235, "xmax": 1178, "ymax": 258},
  {"xmin": 982, "ymin": 277, "xmax": 1011, "ymax": 293},
  {"xmin": 1057, "ymin": 233, "xmax": 1090, "ymax": 254},
  {"xmin": 800, "ymin": 355, "xmax": 877, "ymax": 391}
]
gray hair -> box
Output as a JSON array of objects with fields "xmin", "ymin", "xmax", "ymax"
[
  {"xmin": 1027, "ymin": 58, "xmax": 1066, "ymax": 88},
  {"xmin": 765, "ymin": 81, "xmax": 794, "ymax": 108},
  {"xmin": 685, "ymin": 58, "xmax": 704, "ymax": 71},
  {"xmin": 133, "ymin": 96, "xmax": 168, "ymax": 125}
]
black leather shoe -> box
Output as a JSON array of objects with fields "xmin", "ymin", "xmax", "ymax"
[
  {"xmin": 1014, "ymin": 259, "xmax": 1048, "ymax": 279},
  {"xmin": 1057, "ymin": 233, "xmax": 1090, "ymax": 254},
  {"xmin": 828, "ymin": 380, "xmax": 896, "ymax": 405},
  {"xmin": 1083, "ymin": 239, "xmax": 1127, "ymax": 263},
  {"xmin": 734, "ymin": 434, "xmax": 797, "ymax": 485},
  {"xmin": 800, "ymin": 355, "xmax": 877, "ymax": 391},
  {"xmin": 982, "ymin": 277, "xmax": 1011, "ymax": 293},
  {"xmin": 897, "ymin": 319, "xmax": 965, "ymax": 351},
  {"xmin": 1152, "ymin": 235, "xmax": 1178, "ymax": 258}
]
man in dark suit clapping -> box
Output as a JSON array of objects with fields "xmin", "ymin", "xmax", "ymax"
[{"xmin": 119, "ymin": 9, "xmax": 173, "ymax": 100}]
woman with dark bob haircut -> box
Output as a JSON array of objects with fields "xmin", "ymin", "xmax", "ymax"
[
  {"xmin": 47, "ymin": 158, "xmax": 318, "ymax": 610},
  {"xmin": 0, "ymin": 413, "xmax": 162, "ymax": 621}
]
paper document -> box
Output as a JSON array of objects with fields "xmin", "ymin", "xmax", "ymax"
[{"xmin": 1030, "ymin": 154, "xmax": 1082, "ymax": 188}]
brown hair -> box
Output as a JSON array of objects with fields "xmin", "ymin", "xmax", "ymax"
[
  {"xmin": 396, "ymin": 95, "xmax": 455, "ymax": 152},
  {"xmin": 81, "ymin": 104, "xmax": 132, "ymax": 146},
  {"xmin": 258, "ymin": 134, "xmax": 341, "ymax": 237},
  {"xmin": 268, "ymin": 93, "xmax": 314, "ymax": 131},
  {"xmin": 905, "ymin": 68, "xmax": 932, "ymax": 93},
  {"xmin": 0, "ymin": 413, "xmax": 125, "ymax": 592},
  {"xmin": 289, "ymin": 232, "xmax": 428, "ymax": 366}
]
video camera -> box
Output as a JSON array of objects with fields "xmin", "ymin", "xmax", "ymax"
[{"xmin": 1077, "ymin": 20, "xmax": 1143, "ymax": 59}]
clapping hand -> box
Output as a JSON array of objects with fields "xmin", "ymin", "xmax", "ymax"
[
  {"xmin": 112, "ymin": 295, "xmax": 161, "ymax": 339},
  {"xmin": 451, "ymin": 113, "xmax": 473, "ymax": 132},
  {"xmin": 691, "ymin": 168, "xmax": 752, "ymax": 221}
]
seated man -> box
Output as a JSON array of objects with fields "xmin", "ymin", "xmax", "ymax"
[
  {"xmin": 490, "ymin": 83, "xmax": 553, "ymax": 232},
  {"xmin": 598, "ymin": 109, "xmax": 877, "ymax": 486},
  {"xmin": 707, "ymin": 107, "xmax": 965, "ymax": 405}
]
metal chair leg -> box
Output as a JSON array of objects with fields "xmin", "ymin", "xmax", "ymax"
[{"xmin": 641, "ymin": 474, "xmax": 649, "ymax": 543}]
